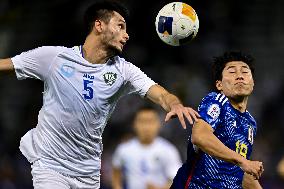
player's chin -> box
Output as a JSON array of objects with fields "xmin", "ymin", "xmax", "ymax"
[
  {"xmin": 234, "ymin": 91, "xmax": 251, "ymax": 98},
  {"xmin": 239, "ymin": 88, "xmax": 253, "ymax": 95}
]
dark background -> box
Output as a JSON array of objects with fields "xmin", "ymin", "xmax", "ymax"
[{"xmin": 0, "ymin": 0, "xmax": 284, "ymax": 188}]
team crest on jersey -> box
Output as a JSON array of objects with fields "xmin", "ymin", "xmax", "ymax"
[
  {"xmin": 103, "ymin": 72, "xmax": 117, "ymax": 86},
  {"xmin": 248, "ymin": 125, "xmax": 254, "ymax": 144},
  {"xmin": 207, "ymin": 104, "xmax": 220, "ymax": 120}
]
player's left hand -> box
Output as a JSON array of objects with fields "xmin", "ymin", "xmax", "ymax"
[
  {"xmin": 165, "ymin": 103, "xmax": 200, "ymax": 129},
  {"xmin": 240, "ymin": 159, "xmax": 264, "ymax": 180}
]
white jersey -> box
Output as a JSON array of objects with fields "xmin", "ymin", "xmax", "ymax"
[
  {"xmin": 112, "ymin": 137, "xmax": 182, "ymax": 189},
  {"xmin": 11, "ymin": 46, "xmax": 155, "ymax": 177}
]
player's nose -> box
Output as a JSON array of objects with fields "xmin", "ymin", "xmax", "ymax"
[
  {"xmin": 124, "ymin": 32, "xmax": 129, "ymax": 41},
  {"xmin": 235, "ymin": 71, "xmax": 244, "ymax": 80}
]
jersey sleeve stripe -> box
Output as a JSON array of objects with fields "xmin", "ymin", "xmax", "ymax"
[
  {"xmin": 222, "ymin": 98, "xmax": 228, "ymax": 105},
  {"xmin": 219, "ymin": 94, "xmax": 226, "ymax": 102},
  {"xmin": 215, "ymin": 93, "xmax": 221, "ymax": 101}
]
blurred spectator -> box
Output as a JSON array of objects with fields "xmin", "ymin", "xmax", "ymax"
[{"xmin": 112, "ymin": 106, "xmax": 182, "ymax": 189}]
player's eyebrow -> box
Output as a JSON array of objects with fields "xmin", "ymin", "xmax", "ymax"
[
  {"xmin": 226, "ymin": 65, "xmax": 249, "ymax": 70},
  {"xmin": 118, "ymin": 19, "xmax": 126, "ymax": 23},
  {"xmin": 226, "ymin": 66, "xmax": 236, "ymax": 70}
]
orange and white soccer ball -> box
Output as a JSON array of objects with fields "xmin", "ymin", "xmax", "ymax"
[{"xmin": 155, "ymin": 2, "xmax": 199, "ymax": 46}]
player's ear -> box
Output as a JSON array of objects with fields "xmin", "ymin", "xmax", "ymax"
[
  {"xmin": 94, "ymin": 19, "xmax": 103, "ymax": 33},
  {"xmin": 216, "ymin": 80, "xmax": 222, "ymax": 91}
]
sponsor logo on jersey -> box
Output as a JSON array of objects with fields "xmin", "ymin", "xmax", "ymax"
[
  {"xmin": 207, "ymin": 104, "xmax": 220, "ymax": 120},
  {"xmin": 103, "ymin": 72, "xmax": 117, "ymax": 86},
  {"xmin": 248, "ymin": 125, "xmax": 254, "ymax": 144},
  {"xmin": 61, "ymin": 64, "xmax": 75, "ymax": 77}
]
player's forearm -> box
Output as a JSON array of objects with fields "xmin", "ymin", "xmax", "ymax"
[
  {"xmin": 146, "ymin": 84, "xmax": 181, "ymax": 112},
  {"xmin": 0, "ymin": 58, "xmax": 14, "ymax": 71},
  {"xmin": 112, "ymin": 168, "xmax": 123, "ymax": 189},
  {"xmin": 159, "ymin": 92, "xmax": 182, "ymax": 112},
  {"xmin": 191, "ymin": 119, "xmax": 245, "ymax": 166},
  {"xmin": 242, "ymin": 173, "xmax": 262, "ymax": 189}
]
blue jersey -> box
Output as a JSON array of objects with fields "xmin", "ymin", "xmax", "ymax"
[{"xmin": 171, "ymin": 92, "xmax": 257, "ymax": 189}]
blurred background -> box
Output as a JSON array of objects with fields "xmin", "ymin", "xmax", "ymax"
[{"xmin": 0, "ymin": 0, "xmax": 284, "ymax": 188}]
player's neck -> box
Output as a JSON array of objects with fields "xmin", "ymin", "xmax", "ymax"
[
  {"xmin": 139, "ymin": 138, "xmax": 154, "ymax": 146},
  {"xmin": 229, "ymin": 96, "xmax": 248, "ymax": 113},
  {"xmin": 82, "ymin": 35, "xmax": 112, "ymax": 64}
]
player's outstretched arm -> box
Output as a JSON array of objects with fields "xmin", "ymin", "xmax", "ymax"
[
  {"xmin": 191, "ymin": 119, "xmax": 264, "ymax": 180},
  {"xmin": 146, "ymin": 84, "xmax": 199, "ymax": 129},
  {"xmin": 0, "ymin": 58, "xmax": 14, "ymax": 71},
  {"xmin": 242, "ymin": 173, "xmax": 263, "ymax": 189}
]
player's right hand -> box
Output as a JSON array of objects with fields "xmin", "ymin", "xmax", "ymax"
[
  {"xmin": 165, "ymin": 104, "xmax": 200, "ymax": 129},
  {"xmin": 240, "ymin": 159, "xmax": 264, "ymax": 180}
]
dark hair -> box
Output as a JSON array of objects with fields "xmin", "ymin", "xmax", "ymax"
[
  {"xmin": 212, "ymin": 51, "xmax": 255, "ymax": 82},
  {"xmin": 136, "ymin": 105, "xmax": 157, "ymax": 113},
  {"xmin": 132, "ymin": 105, "xmax": 159, "ymax": 121},
  {"xmin": 84, "ymin": 1, "xmax": 129, "ymax": 35}
]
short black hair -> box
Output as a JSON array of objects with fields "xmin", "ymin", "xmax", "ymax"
[
  {"xmin": 136, "ymin": 105, "xmax": 157, "ymax": 113},
  {"xmin": 132, "ymin": 105, "xmax": 159, "ymax": 122},
  {"xmin": 212, "ymin": 51, "xmax": 255, "ymax": 82},
  {"xmin": 84, "ymin": 1, "xmax": 129, "ymax": 35}
]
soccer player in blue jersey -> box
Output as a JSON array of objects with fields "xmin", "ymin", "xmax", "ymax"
[
  {"xmin": 0, "ymin": 1, "xmax": 199, "ymax": 189},
  {"xmin": 171, "ymin": 51, "xmax": 263, "ymax": 189}
]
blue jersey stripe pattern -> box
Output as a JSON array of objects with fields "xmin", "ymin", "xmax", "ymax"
[{"xmin": 171, "ymin": 92, "xmax": 257, "ymax": 189}]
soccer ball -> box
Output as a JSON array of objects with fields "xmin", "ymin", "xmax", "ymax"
[{"xmin": 155, "ymin": 2, "xmax": 199, "ymax": 46}]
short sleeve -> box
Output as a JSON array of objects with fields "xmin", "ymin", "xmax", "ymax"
[
  {"xmin": 11, "ymin": 46, "xmax": 63, "ymax": 81},
  {"xmin": 198, "ymin": 92, "xmax": 228, "ymax": 130},
  {"xmin": 163, "ymin": 144, "xmax": 182, "ymax": 180},
  {"xmin": 112, "ymin": 145, "xmax": 124, "ymax": 168},
  {"xmin": 122, "ymin": 60, "xmax": 156, "ymax": 97}
]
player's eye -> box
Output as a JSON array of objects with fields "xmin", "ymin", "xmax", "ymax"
[
  {"xmin": 228, "ymin": 70, "xmax": 235, "ymax": 73},
  {"xmin": 242, "ymin": 69, "xmax": 250, "ymax": 74},
  {"xmin": 118, "ymin": 24, "xmax": 125, "ymax": 30}
]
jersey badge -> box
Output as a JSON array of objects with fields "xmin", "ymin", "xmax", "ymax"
[
  {"xmin": 207, "ymin": 104, "xmax": 220, "ymax": 120},
  {"xmin": 103, "ymin": 72, "xmax": 117, "ymax": 86},
  {"xmin": 61, "ymin": 64, "xmax": 75, "ymax": 78}
]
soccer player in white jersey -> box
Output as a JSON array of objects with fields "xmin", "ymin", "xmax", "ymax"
[
  {"xmin": 0, "ymin": 1, "xmax": 199, "ymax": 189},
  {"xmin": 112, "ymin": 106, "xmax": 182, "ymax": 189}
]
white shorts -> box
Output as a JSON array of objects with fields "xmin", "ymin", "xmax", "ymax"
[{"xmin": 31, "ymin": 161, "xmax": 100, "ymax": 189}]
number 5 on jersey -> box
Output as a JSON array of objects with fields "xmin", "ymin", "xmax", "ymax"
[{"xmin": 83, "ymin": 79, "xmax": 94, "ymax": 100}]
